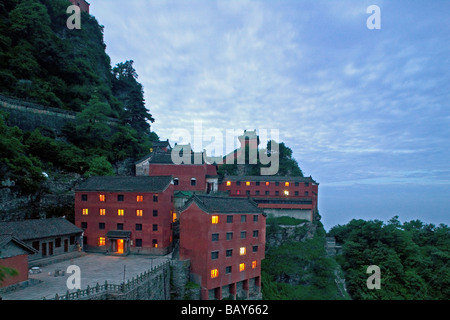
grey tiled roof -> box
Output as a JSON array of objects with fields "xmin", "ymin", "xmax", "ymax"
[
  {"xmin": 0, "ymin": 235, "xmax": 38, "ymax": 254},
  {"xmin": 180, "ymin": 195, "xmax": 263, "ymax": 215},
  {"xmin": 0, "ymin": 218, "xmax": 83, "ymax": 241},
  {"xmin": 105, "ymin": 230, "xmax": 131, "ymax": 239},
  {"xmin": 75, "ymin": 176, "xmax": 173, "ymax": 192}
]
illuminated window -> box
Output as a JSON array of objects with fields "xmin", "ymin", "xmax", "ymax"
[
  {"xmin": 265, "ymin": 181, "xmax": 269, "ymax": 186},
  {"xmin": 97, "ymin": 237, "xmax": 106, "ymax": 246},
  {"xmin": 236, "ymin": 190, "xmax": 240, "ymax": 195},
  {"xmin": 137, "ymin": 195, "xmax": 143, "ymax": 202},
  {"xmin": 172, "ymin": 212, "xmax": 177, "ymax": 223},
  {"xmin": 211, "ymin": 269, "xmax": 219, "ymax": 278},
  {"xmin": 226, "ymin": 181, "xmax": 231, "ymax": 186},
  {"xmin": 99, "ymin": 194, "xmax": 105, "ymax": 202},
  {"xmin": 240, "ymin": 247, "xmax": 246, "ymax": 255},
  {"xmin": 212, "ymin": 215, "xmax": 219, "ymax": 224},
  {"xmin": 118, "ymin": 209, "xmax": 124, "ymax": 216},
  {"xmin": 136, "ymin": 209, "xmax": 143, "ymax": 217},
  {"xmin": 285, "ymin": 182, "xmax": 289, "ymax": 187},
  {"xmin": 252, "ymin": 260, "xmax": 257, "ymax": 269},
  {"xmin": 239, "ymin": 263, "xmax": 245, "ymax": 272},
  {"xmin": 99, "ymin": 209, "xmax": 105, "ymax": 216},
  {"xmin": 152, "ymin": 239, "xmax": 158, "ymax": 248},
  {"xmin": 246, "ymin": 181, "xmax": 250, "ymax": 186},
  {"xmin": 284, "ymin": 190, "xmax": 289, "ymax": 196},
  {"xmin": 82, "ymin": 208, "xmax": 88, "ymax": 215}
]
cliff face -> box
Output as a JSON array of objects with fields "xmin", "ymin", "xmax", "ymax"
[{"xmin": 262, "ymin": 217, "xmax": 349, "ymax": 299}]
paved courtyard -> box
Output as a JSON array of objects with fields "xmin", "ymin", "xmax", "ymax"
[{"xmin": 2, "ymin": 253, "xmax": 170, "ymax": 300}]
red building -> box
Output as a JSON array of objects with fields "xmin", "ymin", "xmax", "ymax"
[
  {"xmin": 179, "ymin": 195, "xmax": 265, "ymax": 300},
  {"xmin": 136, "ymin": 148, "xmax": 219, "ymax": 193},
  {"xmin": 219, "ymin": 175, "xmax": 319, "ymax": 221},
  {"xmin": 75, "ymin": 176, "xmax": 174, "ymax": 255},
  {"xmin": 68, "ymin": 0, "xmax": 90, "ymax": 13}
]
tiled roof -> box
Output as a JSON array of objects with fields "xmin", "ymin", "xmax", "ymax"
[
  {"xmin": 105, "ymin": 230, "xmax": 131, "ymax": 239},
  {"xmin": 75, "ymin": 176, "xmax": 173, "ymax": 192},
  {"xmin": 180, "ymin": 195, "xmax": 263, "ymax": 215},
  {"xmin": 0, "ymin": 218, "xmax": 83, "ymax": 241},
  {"xmin": 0, "ymin": 235, "xmax": 38, "ymax": 254}
]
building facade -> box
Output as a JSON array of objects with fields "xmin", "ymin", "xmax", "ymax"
[
  {"xmin": 179, "ymin": 195, "xmax": 265, "ymax": 300},
  {"xmin": 75, "ymin": 176, "xmax": 174, "ymax": 255},
  {"xmin": 68, "ymin": 0, "xmax": 90, "ymax": 13}
]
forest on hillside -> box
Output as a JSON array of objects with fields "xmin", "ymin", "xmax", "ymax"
[{"xmin": 0, "ymin": 0, "xmax": 158, "ymax": 195}]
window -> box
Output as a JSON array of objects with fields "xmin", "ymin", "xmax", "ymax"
[
  {"xmin": 265, "ymin": 181, "xmax": 269, "ymax": 186},
  {"xmin": 305, "ymin": 182, "xmax": 309, "ymax": 187},
  {"xmin": 82, "ymin": 208, "xmax": 88, "ymax": 215},
  {"xmin": 172, "ymin": 212, "xmax": 177, "ymax": 223},
  {"xmin": 252, "ymin": 245, "xmax": 258, "ymax": 252},
  {"xmin": 285, "ymin": 182, "xmax": 290, "ymax": 187},
  {"xmin": 81, "ymin": 194, "xmax": 88, "ymax": 201},
  {"xmin": 240, "ymin": 231, "xmax": 247, "ymax": 239},
  {"xmin": 275, "ymin": 191, "xmax": 279, "ymax": 196},
  {"xmin": 304, "ymin": 191, "xmax": 309, "ymax": 196},
  {"xmin": 240, "ymin": 247, "xmax": 246, "ymax": 255},
  {"xmin": 236, "ymin": 190, "xmax": 240, "ymax": 195},
  {"xmin": 227, "ymin": 215, "xmax": 233, "ymax": 223},
  {"xmin": 265, "ymin": 191, "xmax": 270, "ymax": 195},
  {"xmin": 174, "ymin": 178, "xmax": 179, "ymax": 186},
  {"xmin": 226, "ymin": 181, "xmax": 231, "ymax": 186},
  {"xmin": 152, "ymin": 239, "xmax": 158, "ymax": 248},
  {"xmin": 211, "ymin": 269, "xmax": 219, "ymax": 278},
  {"xmin": 236, "ymin": 181, "xmax": 241, "ymax": 186},
  {"xmin": 153, "ymin": 210, "xmax": 158, "ymax": 217},
  {"xmin": 226, "ymin": 249, "xmax": 233, "ymax": 257},
  {"xmin": 211, "ymin": 215, "xmax": 219, "ymax": 224},
  {"xmin": 246, "ymin": 190, "xmax": 250, "ymax": 195},
  {"xmin": 99, "ymin": 223, "xmax": 105, "ymax": 230},
  {"xmin": 136, "ymin": 209, "xmax": 143, "ymax": 217},
  {"xmin": 255, "ymin": 190, "xmax": 260, "ymax": 195},
  {"xmin": 212, "ymin": 233, "xmax": 219, "ymax": 241},
  {"xmin": 225, "ymin": 266, "xmax": 232, "ymax": 274},
  {"xmin": 190, "ymin": 178, "xmax": 196, "ymax": 186},
  {"xmin": 118, "ymin": 209, "xmax": 124, "ymax": 216},
  {"xmin": 152, "ymin": 224, "xmax": 158, "ymax": 231},
  {"xmin": 239, "ymin": 263, "xmax": 245, "ymax": 272},
  {"xmin": 70, "ymin": 236, "xmax": 75, "ymax": 245},
  {"xmin": 211, "ymin": 251, "xmax": 219, "ymax": 260},
  {"xmin": 295, "ymin": 191, "xmax": 299, "ymax": 196},
  {"xmin": 284, "ymin": 190, "xmax": 289, "ymax": 196},
  {"xmin": 241, "ymin": 215, "xmax": 246, "ymax": 223},
  {"xmin": 295, "ymin": 182, "xmax": 299, "ymax": 187},
  {"xmin": 136, "ymin": 224, "xmax": 142, "ymax": 231},
  {"xmin": 32, "ymin": 241, "xmax": 39, "ymax": 251},
  {"xmin": 252, "ymin": 260, "xmax": 257, "ymax": 269},
  {"xmin": 137, "ymin": 195, "xmax": 143, "ymax": 202},
  {"xmin": 135, "ymin": 239, "xmax": 142, "ymax": 247},
  {"xmin": 275, "ymin": 182, "xmax": 279, "ymax": 186},
  {"xmin": 81, "ymin": 222, "xmax": 87, "ymax": 229},
  {"xmin": 253, "ymin": 215, "xmax": 258, "ymax": 222},
  {"xmin": 98, "ymin": 237, "xmax": 106, "ymax": 246},
  {"xmin": 118, "ymin": 194, "xmax": 124, "ymax": 201},
  {"xmin": 253, "ymin": 230, "xmax": 259, "ymax": 238},
  {"xmin": 153, "ymin": 195, "xmax": 158, "ymax": 202},
  {"xmin": 55, "ymin": 238, "xmax": 61, "ymax": 248},
  {"xmin": 256, "ymin": 181, "xmax": 260, "ymax": 186},
  {"xmin": 246, "ymin": 181, "xmax": 250, "ymax": 186},
  {"xmin": 99, "ymin": 194, "xmax": 105, "ymax": 202},
  {"xmin": 226, "ymin": 232, "xmax": 233, "ymax": 240},
  {"xmin": 117, "ymin": 223, "xmax": 123, "ymax": 230},
  {"xmin": 100, "ymin": 208, "xmax": 106, "ymax": 216}
]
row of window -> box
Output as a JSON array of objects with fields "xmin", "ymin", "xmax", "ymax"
[
  {"xmin": 94, "ymin": 237, "xmax": 158, "ymax": 248},
  {"xmin": 211, "ymin": 214, "xmax": 259, "ymax": 224},
  {"xmin": 226, "ymin": 181, "xmax": 310, "ymax": 187},
  {"xmin": 81, "ymin": 208, "xmax": 170, "ymax": 218},
  {"xmin": 81, "ymin": 194, "xmax": 160, "ymax": 202},
  {"xmin": 211, "ymin": 245, "xmax": 259, "ymax": 259},
  {"xmin": 173, "ymin": 178, "xmax": 197, "ymax": 186},
  {"xmin": 210, "ymin": 261, "xmax": 258, "ymax": 278},
  {"xmin": 211, "ymin": 230, "xmax": 259, "ymax": 241},
  {"xmin": 80, "ymin": 222, "xmax": 160, "ymax": 232},
  {"xmin": 231, "ymin": 190, "xmax": 309, "ymax": 196}
]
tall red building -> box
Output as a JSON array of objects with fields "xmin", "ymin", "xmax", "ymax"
[
  {"xmin": 75, "ymin": 176, "xmax": 174, "ymax": 255},
  {"xmin": 179, "ymin": 195, "xmax": 265, "ymax": 300}
]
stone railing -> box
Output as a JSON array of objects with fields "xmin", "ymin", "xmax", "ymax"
[{"xmin": 45, "ymin": 261, "xmax": 171, "ymax": 300}]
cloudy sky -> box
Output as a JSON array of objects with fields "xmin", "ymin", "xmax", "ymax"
[{"xmin": 90, "ymin": 0, "xmax": 450, "ymax": 230}]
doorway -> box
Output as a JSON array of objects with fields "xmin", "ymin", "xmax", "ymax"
[{"xmin": 117, "ymin": 239, "xmax": 124, "ymax": 254}]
